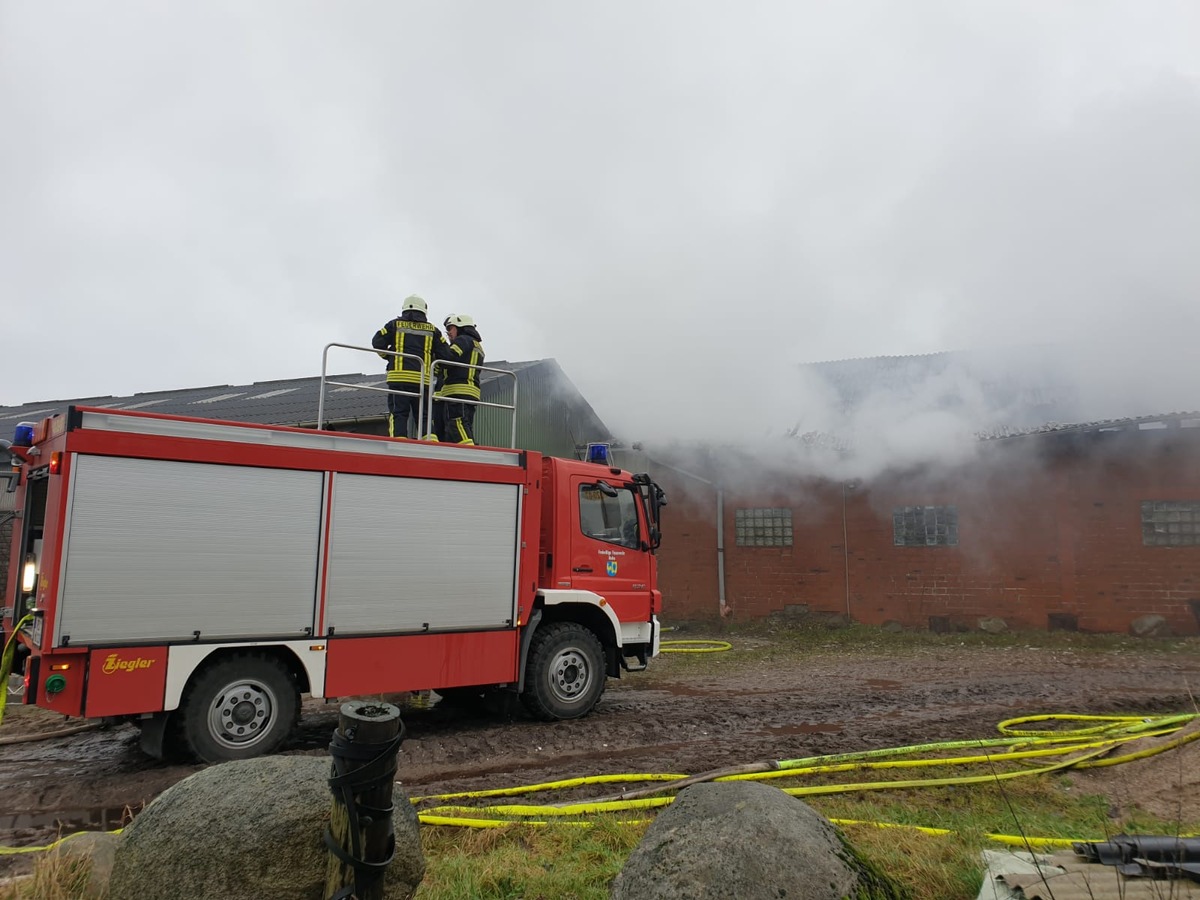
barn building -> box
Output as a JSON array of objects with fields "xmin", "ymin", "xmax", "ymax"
[
  {"xmin": 5, "ymin": 350, "xmax": 1197, "ymax": 635},
  {"xmin": 646, "ymin": 352, "xmax": 1200, "ymax": 635}
]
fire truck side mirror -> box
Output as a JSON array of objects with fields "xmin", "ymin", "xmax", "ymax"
[
  {"xmin": 594, "ymin": 480, "xmax": 619, "ymax": 498},
  {"xmin": 0, "ymin": 440, "xmax": 18, "ymax": 492}
]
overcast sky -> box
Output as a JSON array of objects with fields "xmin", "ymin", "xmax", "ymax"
[{"xmin": 2, "ymin": 1, "xmax": 1198, "ymax": 456}]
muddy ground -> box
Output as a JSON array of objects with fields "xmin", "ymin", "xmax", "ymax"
[{"xmin": 3, "ymin": 629, "xmax": 1200, "ymax": 879}]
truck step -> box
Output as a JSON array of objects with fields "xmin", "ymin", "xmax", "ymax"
[{"xmin": 621, "ymin": 654, "xmax": 648, "ymax": 672}]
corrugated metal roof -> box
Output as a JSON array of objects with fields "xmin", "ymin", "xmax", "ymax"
[
  {"xmin": 802, "ymin": 349, "xmax": 1198, "ymax": 441},
  {"xmin": 0, "ymin": 361, "xmax": 539, "ymax": 428},
  {"xmin": 804, "ymin": 349, "xmax": 1080, "ymax": 426},
  {"xmin": 0, "ymin": 373, "xmax": 374, "ymax": 428},
  {"xmin": 0, "ymin": 359, "xmax": 611, "ymax": 459},
  {"xmin": 977, "ymin": 411, "xmax": 1200, "ymax": 441}
]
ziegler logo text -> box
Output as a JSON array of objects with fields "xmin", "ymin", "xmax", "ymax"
[{"xmin": 102, "ymin": 654, "xmax": 156, "ymax": 674}]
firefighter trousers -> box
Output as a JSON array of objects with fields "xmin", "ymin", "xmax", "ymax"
[
  {"xmin": 386, "ymin": 384, "xmax": 436, "ymax": 439},
  {"xmin": 441, "ymin": 400, "xmax": 476, "ymax": 445}
]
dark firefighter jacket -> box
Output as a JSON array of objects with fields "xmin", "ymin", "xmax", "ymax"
[
  {"xmin": 372, "ymin": 312, "xmax": 446, "ymax": 386},
  {"xmin": 436, "ymin": 325, "xmax": 485, "ymax": 400}
]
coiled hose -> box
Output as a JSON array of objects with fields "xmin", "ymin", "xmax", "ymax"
[
  {"xmin": 2, "ymin": 625, "xmax": 1196, "ymax": 857},
  {"xmin": 4, "ymin": 713, "xmax": 1196, "ymax": 855},
  {"xmin": 410, "ymin": 712, "xmax": 1200, "ymax": 849},
  {"xmin": 659, "ymin": 640, "xmax": 732, "ymax": 653}
]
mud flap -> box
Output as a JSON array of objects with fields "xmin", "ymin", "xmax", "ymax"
[
  {"xmin": 139, "ymin": 712, "xmax": 169, "ymax": 760},
  {"xmin": 605, "ymin": 645, "xmax": 621, "ymax": 678},
  {"xmin": 514, "ymin": 609, "xmax": 544, "ymax": 694}
]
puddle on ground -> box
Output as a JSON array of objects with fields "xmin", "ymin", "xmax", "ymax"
[
  {"xmin": 1, "ymin": 805, "xmax": 140, "ymax": 834},
  {"xmin": 645, "ymin": 684, "xmax": 726, "ymax": 698},
  {"xmin": 757, "ymin": 723, "xmax": 843, "ymax": 736}
]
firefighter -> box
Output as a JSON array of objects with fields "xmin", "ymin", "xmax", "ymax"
[
  {"xmin": 437, "ymin": 313, "xmax": 485, "ymax": 445},
  {"xmin": 372, "ymin": 295, "xmax": 447, "ymax": 439}
]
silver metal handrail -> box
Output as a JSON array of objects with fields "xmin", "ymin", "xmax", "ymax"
[
  {"xmin": 318, "ymin": 342, "xmax": 431, "ymax": 435},
  {"xmin": 317, "ymin": 342, "xmax": 519, "ymax": 448},
  {"xmin": 425, "ymin": 359, "xmax": 519, "ymax": 449}
]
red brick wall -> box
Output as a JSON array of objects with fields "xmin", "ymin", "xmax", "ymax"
[
  {"xmin": 839, "ymin": 456, "xmax": 1064, "ymax": 630},
  {"xmin": 721, "ymin": 481, "xmax": 846, "ymax": 619},
  {"xmin": 655, "ymin": 429, "xmax": 1200, "ymax": 634},
  {"xmin": 1058, "ymin": 432, "xmax": 1200, "ymax": 633},
  {"xmin": 652, "ymin": 469, "xmax": 721, "ymax": 620}
]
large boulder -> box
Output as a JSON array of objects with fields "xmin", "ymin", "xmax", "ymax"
[
  {"xmin": 978, "ymin": 617, "xmax": 1008, "ymax": 634},
  {"xmin": 1130, "ymin": 614, "xmax": 1169, "ymax": 637},
  {"xmin": 610, "ymin": 782, "xmax": 903, "ymax": 900},
  {"xmin": 108, "ymin": 756, "xmax": 424, "ymax": 900}
]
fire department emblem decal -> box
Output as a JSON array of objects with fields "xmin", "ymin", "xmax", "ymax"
[{"xmin": 606, "ymin": 559, "xmax": 618, "ymax": 576}]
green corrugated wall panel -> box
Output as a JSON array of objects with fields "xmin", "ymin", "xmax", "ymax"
[{"xmin": 475, "ymin": 362, "xmax": 611, "ymax": 459}]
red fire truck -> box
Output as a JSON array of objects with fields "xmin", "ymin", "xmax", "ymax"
[{"xmin": 1, "ymin": 405, "xmax": 665, "ymax": 762}]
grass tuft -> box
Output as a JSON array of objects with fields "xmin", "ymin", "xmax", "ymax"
[
  {"xmin": 416, "ymin": 818, "xmax": 649, "ymax": 900},
  {"xmin": 0, "ymin": 852, "xmax": 100, "ymax": 900}
]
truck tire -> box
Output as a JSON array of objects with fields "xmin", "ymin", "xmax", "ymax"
[
  {"xmin": 174, "ymin": 653, "xmax": 299, "ymax": 763},
  {"xmin": 520, "ymin": 622, "xmax": 606, "ymax": 721}
]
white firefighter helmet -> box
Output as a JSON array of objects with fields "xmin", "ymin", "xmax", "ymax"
[
  {"xmin": 402, "ymin": 294, "xmax": 427, "ymax": 313},
  {"xmin": 444, "ymin": 313, "xmax": 474, "ymax": 328}
]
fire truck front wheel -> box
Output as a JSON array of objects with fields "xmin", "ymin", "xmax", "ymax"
[
  {"xmin": 175, "ymin": 654, "xmax": 300, "ymax": 763},
  {"xmin": 520, "ymin": 622, "xmax": 606, "ymax": 721}
]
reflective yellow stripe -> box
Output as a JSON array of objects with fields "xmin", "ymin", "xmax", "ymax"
[
  {"xmin": 437, "ymin": 339, "xmax": 483, "ymax": 397},
  {"xmin": 468, "ymin": 345, "xmax": 483, "ymax": 390},
  {"xmin": 436, "ymin": 384, "xmax": 482, "ymax": 399},
  {"xmin": 387, "ymin": 371, "xmax": 423, "ymax": 384},
  {"xmin": 390, "ymin": 326, "xmax": 437, "ymax": 385}
]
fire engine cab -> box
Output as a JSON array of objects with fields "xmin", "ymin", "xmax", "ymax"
[{"xmin": 1, "ymin": 398, "xmax": 665, "ymax": 763}]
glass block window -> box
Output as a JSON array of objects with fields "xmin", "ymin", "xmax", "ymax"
[
  {"xmin": 893, "ymin": 506, "xmax": 958, "ymax": 547},
  {"xmin": 735, "ymin": 508, "xmax": 793, "ymax": 547},
  {"xmin": 1141, "ymin": 501, "xmax": 1200, "ymax": 547}
]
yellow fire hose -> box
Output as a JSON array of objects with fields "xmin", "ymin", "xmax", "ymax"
[
  {"xmin": 3, "ymin": 712, "xmax": 1197, "ymax": 855},
  {"xmin": 659, "ymin": 640, "xmax": 733, "ymax": 653},
  {"xmin": 0, "ymin": 615, "xmax": 32, "ymax": 729},
  {"xmin": 408, "ymin": 712, "xmax": 1200, "ymax": 850},
  {"xmin": 1, "ymin": 621, "xmax": 1196, "ymax": 859}
]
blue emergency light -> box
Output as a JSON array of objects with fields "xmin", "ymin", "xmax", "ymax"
[
  {"xmin": 586, "ymin": 442, "xmax": 610, "ymax": 465},
  {"xmin": 12, "ymin": 422, "xmax": 35, "ymax": 448}
]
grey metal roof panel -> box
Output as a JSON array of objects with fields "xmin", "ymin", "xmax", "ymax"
[
  {"xmin": 0, "ymin": 362, "xmax": 545, "ymax": 429},
  {"xmin": 978, "ymin": 411, "xmax": 1200, "ymax": 441},
  {"xmin": 803, "ymin": 349, "xmax": 1082, "ymax": 427},
  {"xmin": 0, "ymin": 359, "xmax": 614, "ymax": 463}
]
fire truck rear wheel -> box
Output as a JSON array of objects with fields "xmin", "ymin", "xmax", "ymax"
[
  {"xmin": 520, "ymin": 622, "xmax": 606, "ymax": 721},
  {"xmin": 175, "ymin": 654, "xmax": 300, "ymax": 763}
]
